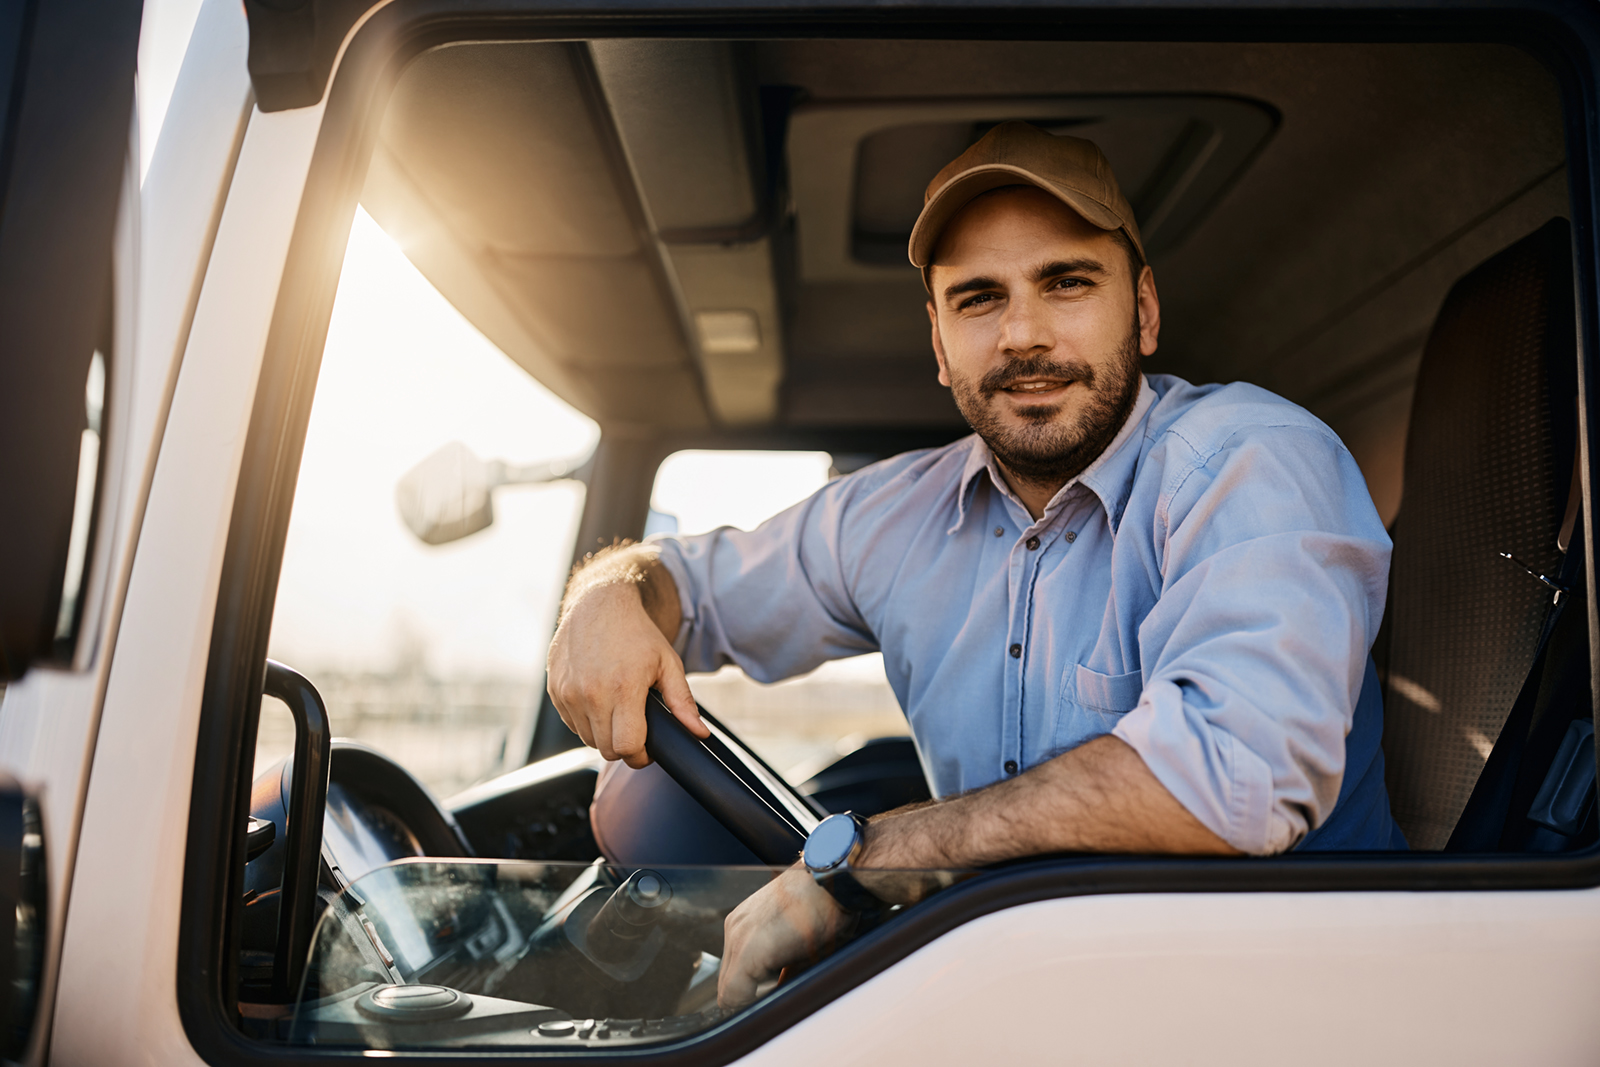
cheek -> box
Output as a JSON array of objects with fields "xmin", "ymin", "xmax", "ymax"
[
  {"xmin": 939, "ymin": 317, "xmax": 1001, "ymax": 375},
  {"xmin": 1050, "ymin": 302, "xmax": 1132, "ymax": 362},
  {"xmin": 1050, "ymin": 303, "xmax": 1109, "ymax": 344}
]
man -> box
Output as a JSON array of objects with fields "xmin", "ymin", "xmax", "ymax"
[{"xmin": 547, "ymin": 122, "xmax": 1402, "ymax": 1009}]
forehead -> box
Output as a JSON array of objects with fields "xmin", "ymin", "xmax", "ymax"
[{"xmin": 929, "ymin": 186, "xmax": 1118, "ymax": 280}]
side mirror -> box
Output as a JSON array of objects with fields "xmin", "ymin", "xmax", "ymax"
[
  {"xmin": 0, "ymin": 777, "xmax": 47, "ymax": 1061},
  {"xmin": 394, "ymin": 441, "xmax": 592, "ymax": 546}
]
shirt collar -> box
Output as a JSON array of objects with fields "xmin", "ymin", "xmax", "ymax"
[{"xmin": 950, "ymin": 375, "xmax": 1157, "ymax": 535}]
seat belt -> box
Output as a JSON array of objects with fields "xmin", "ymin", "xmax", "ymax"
[
  {"xmin": 1445, "ymin": 550, "xmax": 1579, "ymax": 851},
  {"xmin": 1446, "ymin": 526, "xmax": 1587, "ymax": 852}
]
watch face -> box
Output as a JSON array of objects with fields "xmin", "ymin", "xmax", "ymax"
[{"xmin": 804, "ymin": 812, "xmax": 858, "ymax": 872}]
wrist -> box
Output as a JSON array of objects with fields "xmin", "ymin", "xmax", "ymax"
[
  {"xmin": 854, "ymin": 805, "xmax": 942, "ymax": 871},
  {"xmin": 803, "ymin": 813, "xmax": 882, "ymax": 913},
  {"xmin": 567, "ymin": 564, "xmax": 647, "ymax": 610}
]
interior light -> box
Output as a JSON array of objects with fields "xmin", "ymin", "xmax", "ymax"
[{"xmin": 694, "ymin": 310, "xmax": 761, "ymax": 354}]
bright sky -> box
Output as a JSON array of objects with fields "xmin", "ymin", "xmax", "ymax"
[
  {"xmin": 652, "ymin": 451, "xmax": 832, "ymax": 536},
  {"xmin": 267, "ymin": 209, "xmax": 599, "ymax": 677}
]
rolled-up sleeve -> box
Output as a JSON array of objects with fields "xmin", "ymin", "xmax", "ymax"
[
  {"xmin": 651, "ymin": 479, "xmax": 879, "ymax": 683},
  {"xmin": 1112, "ymin": 425, "xmax": 1392, "ymax": 854}
]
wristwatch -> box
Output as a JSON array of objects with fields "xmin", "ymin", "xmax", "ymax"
[{"xmin": 803, "ymin": 812, "xmax": 881, "ymax": 912}]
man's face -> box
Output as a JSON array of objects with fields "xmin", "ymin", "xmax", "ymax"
[{"xmin": 927, "ymin": 186, "xmax": 1161, "ymax": 489}]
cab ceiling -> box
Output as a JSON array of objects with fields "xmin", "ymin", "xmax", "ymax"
[{"xmin": 363, "ymin": 37, "xmax": 1566, "ymax": 476}]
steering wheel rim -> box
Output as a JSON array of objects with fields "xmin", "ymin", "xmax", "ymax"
[{"xmin": 641, "ymin": 690, "xmax": 817, "ymax": 865}]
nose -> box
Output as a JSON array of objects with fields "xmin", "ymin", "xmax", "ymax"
[{"xmin": 997, "ymin": 291, "xmax": 1054, "ymax": 358}]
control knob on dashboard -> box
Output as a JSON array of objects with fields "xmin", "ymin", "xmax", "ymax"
[{"xmin": 586, "ymin": 869, "xmax": 672, "ymax": 965}]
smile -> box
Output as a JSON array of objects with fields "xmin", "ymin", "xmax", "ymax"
[{"xmin": 1001, "ymin": 379, "xmax": 1072, "ymax": 394}]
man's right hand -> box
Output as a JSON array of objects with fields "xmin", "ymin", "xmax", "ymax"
[{"xmin": 545, "ymin": 544, "xmax": 707, "ymax": 768}]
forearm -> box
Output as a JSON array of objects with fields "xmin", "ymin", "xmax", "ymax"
[
  {"xmin": 548, "ymin": 541, "xmax": 702, "ymax": 765},
  {"xmin": 859, "ymin": 735, "xmax": 1239, "ymax": 873},
  {"xmin": 560, "ymin": 541, "xmax": 682, "ymax": 641}
]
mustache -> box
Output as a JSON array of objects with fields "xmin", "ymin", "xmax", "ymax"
[{"xmin": 978, "ymin": 358, "xmax": 1098, "ymax": 396}]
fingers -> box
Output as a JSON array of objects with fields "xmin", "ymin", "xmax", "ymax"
[
  {"xmin": 589, "ymin": 694, "xmax": 616, "ymax": 762},
  {"xmin": 717, "ymin": 868, "xmax": 849, "ymax": 1011},
  {"xmin": 545, "ymin": 579, "xmax": 698, "ymax": 765},
  {"xmin": 717, "ymin": 902, "xmax": 768, "ymax": 1010},
  {"xmin": 717, "ymin": 965, "xmax": 761, "ymax": 1011},
  {"xmin": 610, "ymin": 686, "xmax": 650, "ymax": 768},
  {"xmin": 551, "ymin": 691, "xmax": 595, "ymax": 749},
  {"xmin": 656, "ymin": 653, "xmax": 708, "ymax": 738},
  {"xmin": 569, "ymin": 713, "xmax": 595, "ymax": 751}
]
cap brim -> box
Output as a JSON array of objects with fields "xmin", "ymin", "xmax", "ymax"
[{"xmin": 908, "ymin": 164, "xmax": 1127, "ymax": 269}]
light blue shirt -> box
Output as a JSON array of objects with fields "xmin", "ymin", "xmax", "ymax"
[{"xmin": 654, "ymin": 374, "xmax": 1404, "ymax": 853}]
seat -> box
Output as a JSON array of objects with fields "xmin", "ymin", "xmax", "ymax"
[{"xmin": 1379, "ymin": 218, "xmax": 1580, "ymax": 851}]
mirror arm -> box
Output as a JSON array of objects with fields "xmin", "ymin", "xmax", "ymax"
[{"xmin": 497, "ymin": 453, "xmax": 592, "ymax": 487}]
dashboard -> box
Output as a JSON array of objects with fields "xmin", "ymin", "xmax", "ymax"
[
  {"xmin": 322, "ymin": 780, "xmax": 426, "ymax": 882},
  {"xmin": 243, "ymin": 739, "xmax": 474, "ymax": 982}
]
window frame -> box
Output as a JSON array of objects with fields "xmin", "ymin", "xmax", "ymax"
[{"xmin": 180, "ymin": 3, "xmax": 1600, "ymax": 1064}]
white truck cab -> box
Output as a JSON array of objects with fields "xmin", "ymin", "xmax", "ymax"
[{"xmin": 4, "ymin": 0, "xmax": 1600, "ymax": 1063}]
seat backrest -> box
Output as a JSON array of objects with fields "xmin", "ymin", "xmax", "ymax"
[{"xmin": 1381, "ymin": 219, "xmax": 1577, "ymax": 850}]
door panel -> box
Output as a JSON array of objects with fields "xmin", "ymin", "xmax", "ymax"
[{"xmin": 747, "ymin": 888, "xmax": 1600, "ymax": 1066}]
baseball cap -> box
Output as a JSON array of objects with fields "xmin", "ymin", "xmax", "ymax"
[{"xmin": 907, "ymin": 121, "xmax": 1144, "ymax": 285}]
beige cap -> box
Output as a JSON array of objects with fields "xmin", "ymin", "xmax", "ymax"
[{"xmin": 908, "ymin": 121, "xmax": 1144, "ymax": 280}]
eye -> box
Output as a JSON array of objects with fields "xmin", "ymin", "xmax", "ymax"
[
  {"xmin": 1049, "ymin": 277, "xmax": 1089, "ymax": 292},
  {"xmin": 957, "ymin": 292, "xmax": 998, "ymax": 310}
]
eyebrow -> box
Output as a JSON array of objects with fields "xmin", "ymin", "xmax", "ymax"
[
  {"xmin": 940, "ymin": 257, "xmax": 1112, "ymax": 302},
  {"xmin": 1033, "ymin": 257, "xmax": 1111, "ymax": 281}
]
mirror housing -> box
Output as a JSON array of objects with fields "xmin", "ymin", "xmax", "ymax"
[{"xmin": 395, "ymin": 442, "xmax": 591, "ymax": 546}]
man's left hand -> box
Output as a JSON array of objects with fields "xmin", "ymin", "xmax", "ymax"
[{"xmin": 718, "ymin": 865, "xmax": 853, "ymax": 1009}]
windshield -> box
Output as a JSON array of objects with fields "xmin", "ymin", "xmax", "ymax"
[{"xmin": 287, "ymin": 859, "xmax": 971, "ymax": 1050}]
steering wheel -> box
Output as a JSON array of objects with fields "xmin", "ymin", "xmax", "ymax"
[{"xmin": 641, "ymin": 690, "xmax": 818, "ymax": 865}]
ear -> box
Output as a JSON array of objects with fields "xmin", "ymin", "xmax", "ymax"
[
  {"xmin": 1136, "ymin": 265, "xmax": 1161, "ymax": 358},
  {"xmin": 928, "ymin": 301, "xmax": 952, "ymax": 387}
]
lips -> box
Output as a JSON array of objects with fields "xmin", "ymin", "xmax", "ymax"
[
  {"xmin": 1001, "ymin": 379, "xmax": 1071, "ymax": 394},
  {"xmin": 978, "ymin": 359, "xmax": 1096, "ymax": 397}
]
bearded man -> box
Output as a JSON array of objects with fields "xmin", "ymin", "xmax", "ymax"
[{"xmin": 546, "ymin": 121, "xmax": 1405, "ymax": 1009}]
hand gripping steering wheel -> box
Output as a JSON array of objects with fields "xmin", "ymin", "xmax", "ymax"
[{"xmin": 641, "ymin": 689, "xmax": 818, "ymax": 866}]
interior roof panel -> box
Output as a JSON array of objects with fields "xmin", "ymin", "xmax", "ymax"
[
  {"xmin": 369, "ymin": 40, "xmax": 713, "ymax": 427},
  {"xmin": 488, "ymin": 253, "xmax": 696, "ymax": 371},
  {"xmin": 382, "ymin": 43, "xmax": 642, "ymax": 258},
  {"xmin": 365, "ymin": 36, "xmax": 1568, "ymax": 463}
]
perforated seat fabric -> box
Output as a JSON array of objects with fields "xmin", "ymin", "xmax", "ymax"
[{"xmin": 1381, "ymin": 219, "xmax": 1577, "ymax": 850}]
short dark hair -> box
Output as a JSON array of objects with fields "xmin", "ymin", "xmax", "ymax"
[{"xmin": 1109, "ymin": 227, "xmax": 1145, "ymax": 294}]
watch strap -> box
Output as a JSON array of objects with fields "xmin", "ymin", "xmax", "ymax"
[{"xmin": 815, "ymin": 866, "xmax": 882, "ymax": 913}]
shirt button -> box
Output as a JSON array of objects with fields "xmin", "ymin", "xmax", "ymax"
[
  {"xmin": 994, "ymin": 526, "xmax": 1004, "ymax": 537},
  {"xmin": 1008, "ymin": 643, "xmax": 1021, "ymax": 658},
  {"xmin": 1004, "ymin": 760, "xmax": 1018, "ymax": 775},
  {"xmin": 1025, "ymin": 536, "xmax": 1040, "ymax": 551},
  {"xmin": 1065, "ymin": 531, "xmax": 1077, "ymax": 543}
]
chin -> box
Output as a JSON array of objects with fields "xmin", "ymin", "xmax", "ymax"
[{"xmin": 994, "ymin": 400, "xmax": 1073, "ymax": 431}]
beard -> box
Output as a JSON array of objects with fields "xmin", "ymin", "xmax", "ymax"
[{"xmin": 947, "ymin": 314, "xmax": 1143, "ymax": 492}]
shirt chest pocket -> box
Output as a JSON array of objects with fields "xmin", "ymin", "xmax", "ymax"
[{"xmin": 1052, "ymin": 663, "xmax": 1144, "ymax": 754}]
